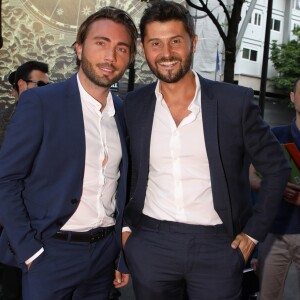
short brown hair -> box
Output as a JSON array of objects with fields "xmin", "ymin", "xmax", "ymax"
[
  {"xmin": 76, "ymin": 6, "xmax": 138, "ymax": 65},
  {"xmin": 140, "ymin": 0, "xmax": 195, "ymax": 43}
]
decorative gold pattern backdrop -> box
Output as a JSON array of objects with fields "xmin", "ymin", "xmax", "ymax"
[
  {"xmin": 0, "ymin": 0, "xmax": 158, "ymax": 106},
  {"xmin": 0, "ymin": 0, "xmax": 184, "ymax": 107}
]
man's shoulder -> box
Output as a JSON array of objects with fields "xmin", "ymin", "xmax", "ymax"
[
  {"xmin": 126, "ymin": 82, "xmax": 157, "ymax": 100},
  {"xmin": 197, "ymin": 73, "xmax": 253, "ymax": 96},
  {"xmin": 271, "ymin": 124, "xmax": 291, "ymax": 143}
]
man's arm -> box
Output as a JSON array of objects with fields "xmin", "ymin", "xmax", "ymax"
[
  {"xmin": 0, "ymin": 90, "xmax": 44, "ymax": 264},
  {"xmin": 240, "ymin": 90, "xmax": 290, "ymax": 242},
  {"xmin": 250, "ymin": 164, "xmax": 300, "ymax": 205}
]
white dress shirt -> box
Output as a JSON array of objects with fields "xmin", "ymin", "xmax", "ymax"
[
  {"xmin": 143, "ymin": 71, "xmax": 223, "ymax": 225},
  {"xmin": 26, "ymin": 75, "xmax": 122, "ymax": 264},
  {"xmin": 62, "ymin": 75, "xmax": 122, "ymax": 231}
]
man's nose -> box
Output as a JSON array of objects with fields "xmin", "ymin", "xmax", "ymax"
[
  {"xmin": 161, "ymin": 43, "xmax": 172, "ymax": 57},
  {"xmin": 104, "ymin": 47, "xmax": 117, "ymax": 62}
]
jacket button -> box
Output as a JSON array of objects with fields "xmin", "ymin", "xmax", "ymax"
[
  {"xmin": 71, "ymin": 198, "xmax": 78, "ymax": 205},
  {"xmin": 56, "ymin": 221, "xmax": 63, "ymax": 227}
]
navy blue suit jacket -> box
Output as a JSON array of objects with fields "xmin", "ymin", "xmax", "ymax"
[
  {"xmin": 0, "ymin": 75, "xmax": 128, "ymax": 271},
  {"xmin": 123, "ymin": 74, "xmax": 290, "ymax": 242}
]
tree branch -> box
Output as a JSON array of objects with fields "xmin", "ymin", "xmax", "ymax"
[
  {"xmin": 186, "ymin": 0, "xmax": 227, "ymax": 44},
  {"xmin": 217, "ymin": 0, "xmax": 230, "ymax": 21}
]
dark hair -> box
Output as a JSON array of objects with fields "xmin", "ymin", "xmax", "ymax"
[
  {"xmin": 75, "ymin": 6, "xmax": 138, "ymax": 65},
  {"xmin": 14, "ymin": 61, "xmax": 49, "ymax": 93},
  {"xmin": 8, "ymin": 71, "xmax": 16, "ymax": 86},
  {"xmin": 292, "ymin": 78, "xmax": 300, "ymax": 93},
  {"xmin": 140, "ymin": 0, "xmax": 195, "ymax": 42}
]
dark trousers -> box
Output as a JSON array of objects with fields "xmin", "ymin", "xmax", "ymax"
[
  {"xmin": 22, "ymin": 231, "xmax": 119, "ymax": 300},
  {"xmin": 2, "ymin": 263, "xmax": 22, "ymax": 300},
  {"xmin": 124, "ymin": 215, "xmax": 245, "ymax": 300}
]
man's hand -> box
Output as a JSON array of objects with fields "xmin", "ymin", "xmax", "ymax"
[
  {"xmin": 122, "ymin": 231, "xmax": 131, "ymax": 248},
  {"xmin": 231, "ymin": 233, "xmax": 256, "ymax": 263},
  {"xmin": 284, "ymin": 182, "xmax": 300, "ymax": 205},
  {"xmin": 113, "ymin": 270, "xmax": 129, "ymax": 288}
]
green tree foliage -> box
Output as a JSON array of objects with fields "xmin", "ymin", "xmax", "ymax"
[{"xmin": 270, "ymin": 27, "xmax": 300, "ymax": 94}]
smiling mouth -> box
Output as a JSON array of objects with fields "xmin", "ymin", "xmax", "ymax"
[
  {"xmin": 157, "ymin": 57, "xmax": 180, "ymax": 68},
  {"xmin": 100, "ymin": 67, "xmax": 114, "ymax": 73},
  {"xmin": 98, "ymin": 64, "xmax": 116, "ymax": 73},
  {"xmin": 158, "ymin": 60, "xmax": 179, "ymax": 68}
]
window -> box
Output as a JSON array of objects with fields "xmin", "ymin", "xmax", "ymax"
[
  {"xmin": 295, "ymin": 0, "xmax": 300, "ymax": 10},
  {"xmin": 271, "ymin": 18, "xmax": 281, "ymax": 32},
  {"xmin": 254, "ymin": 13, "xmax": 261, "ymax": 26},
  {"xmin": 249, "ymin": 12, "xmax": 261, "ymax": 26},
  {"xmin": 242, "ymin": 48, "xmax": 258, "ymax": 61}
]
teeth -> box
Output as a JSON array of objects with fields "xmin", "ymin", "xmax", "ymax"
[
  {"xmin": 159, "ymin": 61, "xmax": 177, "ymax": 66},
  {"xmin": 101, "ymin": 68, "xmax": 113, "ymax": 72}
]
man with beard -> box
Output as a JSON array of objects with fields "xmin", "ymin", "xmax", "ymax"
[
  {"xmin": 122, "ymin": 1, "xmax": 290, "ymax": 300},
  {"xmin": 0, "ymin": 7, "xmax": 137, "ymax": 300}
]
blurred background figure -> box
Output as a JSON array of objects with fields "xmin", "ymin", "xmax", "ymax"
[{"xmin": 249, "ymin": 77, "xmax": 300, "ymax": 300}]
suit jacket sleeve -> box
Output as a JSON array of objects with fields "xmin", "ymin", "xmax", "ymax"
[
  {"xmin": 239, "ymin": 89, "xmax": 291, "ymax": 240},
  {"xmin": 0, "ymin": 90, "xmax": 44, "ymax": 263}
]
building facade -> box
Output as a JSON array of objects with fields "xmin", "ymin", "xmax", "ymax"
[{"xmin": 190, "ymin": 0, "xmax": 300, "ymax": 93}]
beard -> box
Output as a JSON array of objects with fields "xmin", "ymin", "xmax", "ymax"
[
  {"xmin": 146, "ymin": 52, "xmax": 193, "ymax": 83},
  {"xmin": 80, "ymin": 51, "xmax": 126, "ymax": 88}
]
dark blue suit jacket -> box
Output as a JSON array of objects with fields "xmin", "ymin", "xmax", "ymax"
[
  {"xmin": 0, "ymin": 75, "xmax": 128, "ymax": 271},
  {"xmin": 270, "ymin": 122, "xmax": 300, "ymax": 234},
  {"xmin": 123, "ymin": 74, "xmax": 290, "ymax": 242}
]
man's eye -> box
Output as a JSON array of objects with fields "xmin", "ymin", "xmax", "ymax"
[
  {"xmin": 172, "ymin": 39, "xmax": 181, "ymax": 44},
  {"xmin": 152, "ymin": 42, "xmax": 160, "ymax": 47},
  {"xmin": 118, "ymin": 47, "xmax": 128, "ymax": 53}
]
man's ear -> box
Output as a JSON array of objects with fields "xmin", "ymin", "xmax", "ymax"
[
  {"xmin": 75, "ymin": 42, "xmax": 83, "ymax": 61},
  {"xmin": 140, "ymin": 41, "xmax": 146, "ymax": 58},
  {"xmin": 17, "ymin": 79, "xmax": 27, "ymax": 93},
  {"xmin": 192, "ymin": 35, "xmax": 198, "ymax": 53},
  {"xmin": 290, "ymin": 91, "xmax": 295, "ymax": 105}
]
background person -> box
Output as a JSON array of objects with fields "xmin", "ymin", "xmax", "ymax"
[
  {"xmin": 0, "ymin": 62, "xmax": 49, "ymax": 146},
  {"xmin": 13, "ymin": 60, "xmax": 49, "ymax": 101},
  {"xmin": 249, "ymin": 77, "xmax": 300, "ymax": 300}
]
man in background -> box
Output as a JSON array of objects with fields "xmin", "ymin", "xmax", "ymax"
[
  {"xmin": 250, "ymin": 77, "xmax": 300, "ymax": 300},
  {"xmin": 0, "ymin": 61, "xmax": 49, "ymax": 300},
  {"xmin": 12, "ymin": 61, "xmax": 49, "ymax": 101},
  {"xmin": 0, "ymin": 61, "xmax": 49, "ymax": 146}
]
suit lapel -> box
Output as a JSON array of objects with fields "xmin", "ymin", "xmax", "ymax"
[
  {"xmin": 199, "ymin": 75, "xmax": 220, "ymax": 173},
  {"xmin": 199, "ymin": 75, "xmax": 233, "ymax": 235},
  {"xmin": 138, "ymin": 85, "xmax": 157, "ymax": 178},
  {"xmin": 112, "ymin": 94, "xmax": 128, "ymax": 171},
  {"xmin": 64, "ymin": 75, "xmax": 86, "ymax": 173}
]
